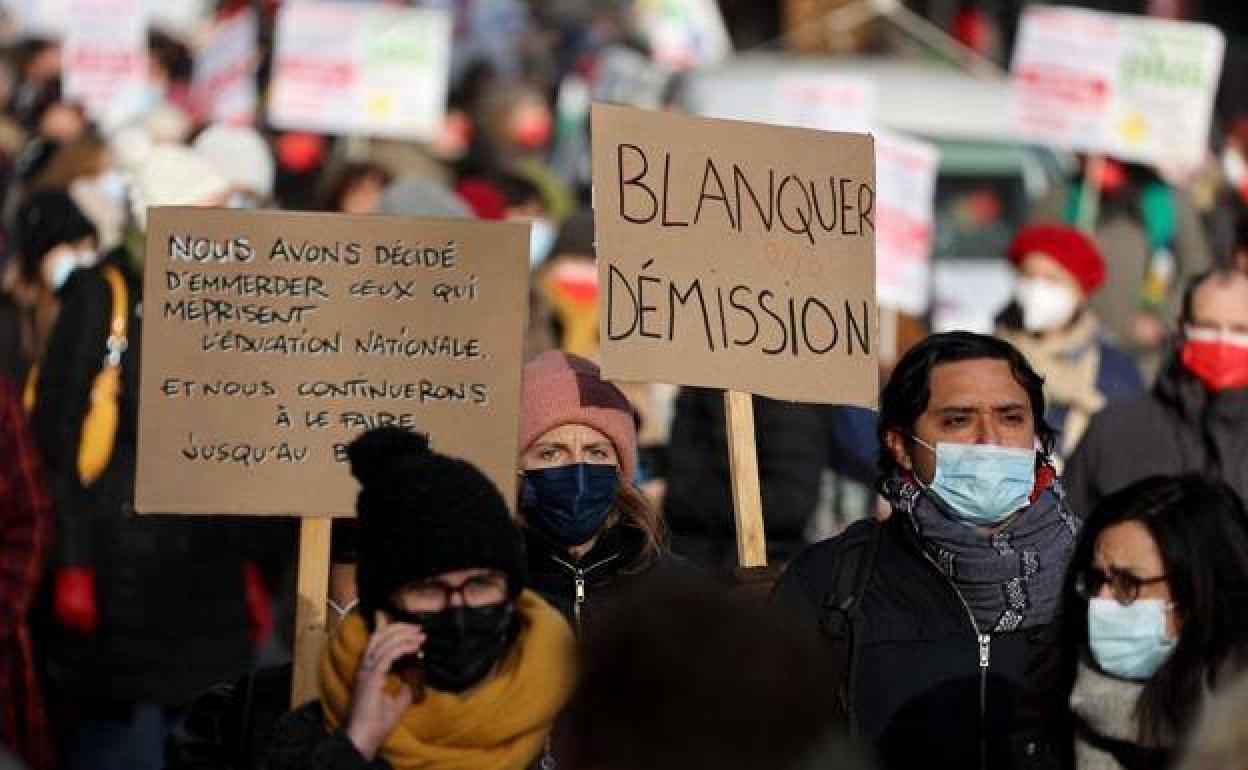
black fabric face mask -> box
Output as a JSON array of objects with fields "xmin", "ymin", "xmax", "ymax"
[{"xmin": 387, "ymin": 601, "xmax": 518, "ymax": 694}]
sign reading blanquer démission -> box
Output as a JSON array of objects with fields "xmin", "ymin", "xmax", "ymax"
[
  {"xmin": 590, "ymin": 103, "xmax": 879, "ymax": 406},
  {"xmin": 135, "ymin": 208, "xmax": 529, "ymax": 515}
]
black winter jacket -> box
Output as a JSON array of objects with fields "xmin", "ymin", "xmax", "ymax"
[
  {"xmin": 31, "ymin": 254, "xmax": 291, "ymax": 706},
  {"xmin": 773, "ymin": 516, "xmax": 1058, "ymax": 770},
  {"xmin": 525, "ymin": 524, "xmax": 690, "ymax": 633},
  {"xmin": 1064, "ymin": 355, "xmax": 1248, "ymax": 516},
  {"xmin": 664, "ymin": 387, "xmax": 827, "ymax": 572}
]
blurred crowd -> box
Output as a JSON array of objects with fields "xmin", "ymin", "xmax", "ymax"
[{"xmin": 0, "ymin": 1, "xmax": 1247, "ymax": 770}]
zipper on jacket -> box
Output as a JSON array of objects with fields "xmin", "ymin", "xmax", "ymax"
[
  {"xmin": 920, "ymin": 550, "xmax": 993, "ymax": 770},
  {"xmin": 552, "ymin": 552, "xmax": 621, "ymax": 633}
]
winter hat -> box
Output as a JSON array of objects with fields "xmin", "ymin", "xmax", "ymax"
[
  {"xmin": 521, "ymin": 352, "xmax": 639, "ymax": 482},
  {"xmin": 347, "ymin": 427, "xmax": 525, "ymax": 618},
  {"xmin": 1007, "ymin": 224, "xmax": 1106, "ymax": 296},
  {"xmin": 380, "ymin": 176, "xmax": 472, "ymax": 219},
  {"xmin": 129, "ymin": 144, "xmax": 230, "ymax": 231},
  {"xmin": 193, "ymin": 124, "xmax": 276, "ymax": 199},
  {"xmin": 16, "ymin": 189, "xmax": 97, "ymax": 279}
]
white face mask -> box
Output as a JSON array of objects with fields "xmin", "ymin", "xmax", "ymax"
[
  {"xmin": 529, "ymin": 218, "xmax": 557, "ymax": 268},
  {"xmin": 43, "ymin": 254, "xmax": 77, "ymax": 291},
  {"xmin": 91, "ymin": 170, "xmax": 128, "ymax": 206},
  {"xmin": 1223, "ymin": 146, "xmax": 1246, "ymax": 187},
  {"xmin": 76, "ymin": 249, "xmax": 100, "ymax": 269},
  {"xmin": 1016, "ymin": 277, "xmax": 1079, "ymax": 333}
]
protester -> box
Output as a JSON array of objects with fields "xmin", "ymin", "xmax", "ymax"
[
  {"xmin": 997, "ymin": 224, "xmax": 1143, "ymax": 460},
  {"xmin": 1065, "ymin": 158, "xmax": 1212, "ymax": 373},
  {"xmin": 0, "ymin": 376, "xmax": 53, "ymax": 770},
  {"xmin": 1027, "ymin": 475, "xmax": 1248, "ymax": 769},
  {"xmin": 1, "ymin": 189, "xmax": 97, "ymax": 386},
  {"xmin": 519, "ymin": 351, "xmax": 682, "ymax": 631},
  {"xmin": 29, "ymin": 149, "xmax": 272, "ymax": 770},
  {"xmin": 556, "ymin": 573, "xmax": 870, "ymax": 770},
  {"xmin": 265, "ymin": 427, "xmax": 575, "ymax": 769},
  {"xmin": 665, "ymin": 389, "xmax": 828, "ymax": 574},
  {"xmin": 1065, "ymin": 268, "xmax": 1248, "ymax": 513},
  {"xmin": 318, "ymin": 162, "xmax": 392, "ymax": 215},
  {"xmin": 773, "ymin": 331, "xmax": 1080, "ymax": 770}
]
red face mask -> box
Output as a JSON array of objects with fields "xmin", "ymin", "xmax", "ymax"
[{"xmin": 1181, "ymin": 339, "xmax": 1248, "ymax": 391}]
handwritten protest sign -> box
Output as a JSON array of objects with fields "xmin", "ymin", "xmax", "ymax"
[
  {"xmin": 62, "ymin": 0, "xmax": 147, "ymax": 125},
  {"xmin": 135, "ymin": 209, "xmax": 530, "ymax": 516},
  {"xmin": 1011, "ymin": 6, "xmax": 1224, "ymax": 169},
  {"xmin": 192, "ymin": 9, "xmax": 257, "ymax": 124},
  {"xmin": 591, "ymin": 103, "xmax": 879, "ymax": 407},
  {"xmin": 768, "ymin": 76, "xmax": 936, "ymax": 316},
  {"xmin": 268, "ymin": 2, "xmax": 451, "ymax": 141}
]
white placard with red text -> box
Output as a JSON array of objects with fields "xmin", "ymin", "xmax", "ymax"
[
  {"xmin": 62, "ymin": 0, "xmax": 148, "ymax": 125},
  {"xmin": 268, "ymin": 2, "xmax": 451, "ymax": 141},
  {"xmin": 192, "ymin": 10, "xmax": 258, "ymax": 125},
  {"xmin": 1011, "ymin": 6, "xmax": 1224, "ymax": 169}
]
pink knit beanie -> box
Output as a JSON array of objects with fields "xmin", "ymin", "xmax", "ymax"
[{"xmin": 520, "ymin": 351, "xmax": 639, "ymax": 482}]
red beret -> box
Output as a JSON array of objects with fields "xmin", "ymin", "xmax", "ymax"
[{"xmin": 1007, "ymin": 224, "xmax": 1106, "ymax": 295}]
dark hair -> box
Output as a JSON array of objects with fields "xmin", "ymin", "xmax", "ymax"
[
  {"xmin": 1054, "ymin": 475, "xmax": 1248, "ymax": 744},
  {"xmin": 319, "ymin": 162, "xmax": 393, "ymax": 212},
  {"xmin": 876, "ymin": 331, "xmax": 1055, "ymax": 487},
  {"xmin": 557, "ymin": 575, "xmax": 850, "ymax": 770},
  {"xmin": 1179, "ymin": 268, "xmax": 1248, "ymax": 324}
]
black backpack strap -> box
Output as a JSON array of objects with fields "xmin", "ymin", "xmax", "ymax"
[{"xmin": 817, "ymin": 521, "xmax": 883, "ymax": 735}]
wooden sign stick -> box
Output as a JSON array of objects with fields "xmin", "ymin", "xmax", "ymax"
[
  {"xmin": 724, "ymin": 390, "xmax": 767, "ymax": 569},
  {"xmin": 292, "ymin": 516, "xmax": 333, "ymax": 708}
]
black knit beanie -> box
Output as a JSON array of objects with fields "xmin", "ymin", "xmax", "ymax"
[
  {"xmin": 347, "ymin": 427, "xmax": 525, "ymax": 619},
  {"xmin": 16, "ymin": 189, "xmax": 97, "ymax": 281}
]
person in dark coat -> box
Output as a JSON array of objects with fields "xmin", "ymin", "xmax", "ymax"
[
  {"xmin": 1, "ymin": 189, "xmax": 98, "ymax": 387},
  {"xmin": 1064, "ymin": 268, "xmax": 1248, "ymax": 514},
  {"xmin": 264, "ymin": 428, "xmax": 574, "ymax": 770},
  {"xmin": 996, "ymin": 224, "xmax": 1143, "ymax": 461},
  {"xmin": 29, "ymin": 153, "xmax": 287, "ymax": 770},
  {"xmin": 664, "ymin": 387, "xmax": 827, "ymax": 573},
  {"xmin": 518, "ymin": 351, "xmax": 687, "ymax": 632},
  {"xmin": 773, "ymin": 331, "xmax": 1081, "ymax": 770}
]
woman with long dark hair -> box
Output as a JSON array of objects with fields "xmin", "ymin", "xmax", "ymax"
[{"xmin": 1034, "ymin": 474, "xmax": 1248, "ymax": 769}]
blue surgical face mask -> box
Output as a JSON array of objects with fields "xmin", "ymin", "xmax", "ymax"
[
  {"xmin": 913, "ymin": 437, "xmax": 1036, "ymax": 527},
  {"xmin": 521, "ymin": 463, "xmax": 619, "ymax": 547},
  {"xmin": 529, "ymin": 218, "xmax": 557, "ymax": 268},
  {"xmin": 1088, "ymin": 598, "xmax": 1176, "ymax": 680}
]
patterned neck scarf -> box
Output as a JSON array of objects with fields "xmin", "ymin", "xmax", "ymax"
[{"xmin": 886, "ymin": 473, "xmax": 1080, "ymax": 633}]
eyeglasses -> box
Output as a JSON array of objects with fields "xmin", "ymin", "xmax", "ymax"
[
  {"xmin": 1074, "ymin": 566, "xmax": 1168, "ymax": 606},
  {"xmin": 402, "ymin": 573, "xmax": 509, "ymax": 611}
]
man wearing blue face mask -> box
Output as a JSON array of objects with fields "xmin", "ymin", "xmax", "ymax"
[{"xmin": 773, "ymin": 331, "xmax": 1082, "ymax": 770}]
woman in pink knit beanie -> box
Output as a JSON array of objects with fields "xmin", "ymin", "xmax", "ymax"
[{"xmin": 518, "ymin": 351, "xmax": 682, "ymax": 631}]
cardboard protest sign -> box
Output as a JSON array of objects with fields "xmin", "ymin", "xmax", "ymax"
[
  {"xmin": 192, "ymin": 9, "xmax": 257, "ymax": 124},
  {"xmin": 268, "ymin": 2, "xmax": 451, "ymax": 141},
  {"xmin": 591, "ymin": 103, "xmax": 878, "ymax": 407},
  {"xmin": 62, "ymin": 0, "xmax": 147, "ymax": 125},
  {"xmin": 135, "ymin": 209, "xmax": 530, "ymax": 515},
  {"xmin": 633, "ymin": 0, "xmax": 732, "ymax": 71},
  {"xmin": 1011, "ymin": 7, "xmax": 1224, "ymax": 169}
]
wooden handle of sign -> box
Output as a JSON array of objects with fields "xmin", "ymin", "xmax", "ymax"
[
  {"xmin": 724, "ymin": 390, "xmax": 767, "ymax": 568},
  {"xmin": 292, "ymin": 516, "xmax": 333, "ymax": 708}
]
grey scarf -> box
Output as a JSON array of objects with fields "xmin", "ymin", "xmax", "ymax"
[{"xmin": 886, "ymin": 474, "xmax": 1080, "ymax": 632}]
